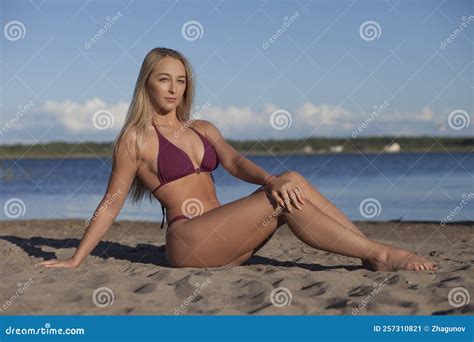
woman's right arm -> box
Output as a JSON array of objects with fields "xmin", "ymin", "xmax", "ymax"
[{"xmin": 35, "ymin": 129, "xmax": 139, "ymax": 268}]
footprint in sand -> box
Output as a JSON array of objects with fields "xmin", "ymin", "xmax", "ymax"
[
  {"xmin": 451, "ymin": 265, "xmax": 471, "ymax": 272},
  {"xmin": 348, "ymin": 285, "xmax": 375, "ymax": 297},
  {"xmin": 171, "ymin": 275, "xmax": 203, "ymax": 299},
  {"xmin": 246, "ymin": 279, "xmax": 268, "ymax": 301},
  {"xmin": 374, "ymin": 291, "xmax": 418, "ymax": 310},
  {"xmin": 325, "ymin": 297, "xmax": 353, "ymax": 310},
  {"xmin": 231, "ymin": 278, "xmax": 253, "ymax": 288},
  {"xmin": 146, "ymin": 269, "xmax": 171, "ymax": 282},
  {"xmin": 133, "ymin": 283, "xmax": 157, "ymax": 294},
  {"xmin": 439, "ymin": 276, "xmax": 462, "ymax": 284},
  {"xmin": 231, "ymin": 279, "xmax": 269, "ymax": 309},
  {"xmin": 300, "ymin": 281, "xmax": 327, "ymax": 297},
  {"xmin": 384, "ymin": 274, "xmax": 401, "ymax": 285},
  {"xmin": 271, "ymin": 279, "xmax": 284, "ymax": 287}
]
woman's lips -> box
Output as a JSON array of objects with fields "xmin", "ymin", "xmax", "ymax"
[{"xmin": 165, "ymin": 97, "xmax": 177, "ymax": 102}]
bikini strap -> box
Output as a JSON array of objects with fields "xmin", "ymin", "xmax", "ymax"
[
  {"xmin": 189, "ymin": 126, "xmax": 207, "ymax": 141},
  {"xmin": 188, "ymin": 126, "xmax": 200, "ymax": 134},
  {"xmin": 160, "ymin": 204, "xmax": 165, "ymax": 229},
  {"xmin": 152, "ymin": 123, "xmax": 166, "ymax": 146}
]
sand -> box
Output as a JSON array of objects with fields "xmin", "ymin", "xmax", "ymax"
[{"xmin": 0, "ymin": 219, "xmax": 472, "ymax": 315}]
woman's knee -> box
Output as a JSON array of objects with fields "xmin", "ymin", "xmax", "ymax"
[{"xmin": 277, "ymin": 170, "xmax": 306, "ymax": 185}]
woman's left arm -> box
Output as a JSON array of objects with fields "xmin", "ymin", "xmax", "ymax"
[{"xmin": 197, "ymin": 120, "xmax": 305, "ymax": 211}]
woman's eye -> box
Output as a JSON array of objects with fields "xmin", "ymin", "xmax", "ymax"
[{"xmin": 158, "ymin": 78, "xmax": 184, "ymax": 83}]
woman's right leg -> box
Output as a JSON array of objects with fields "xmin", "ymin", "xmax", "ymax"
[{"xmin": 165, "ymin": 187, "xmax": 287, "ymax": 268}]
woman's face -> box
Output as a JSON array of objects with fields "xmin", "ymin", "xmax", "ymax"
[{"xmin": 147, "ymin": 56, "xmax": 187, "ymax": 115}]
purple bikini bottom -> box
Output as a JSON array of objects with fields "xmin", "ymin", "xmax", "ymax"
[{"xmin": 168, "ymin": 215, "xmax": 190, "ymax": 226}]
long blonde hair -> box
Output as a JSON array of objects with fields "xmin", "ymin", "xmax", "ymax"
[{"xmin": 111, "ymin": 47, "xmax": 195, "ymax": 204}]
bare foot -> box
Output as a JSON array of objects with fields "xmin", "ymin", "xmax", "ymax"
[{"xmin": 362, "ymin": 244, "xmax": 438, "ymax": 272}]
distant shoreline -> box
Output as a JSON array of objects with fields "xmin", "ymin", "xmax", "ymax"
[
  {"xmin": 0, "ymin": 148, "xmax": 472, "ymax": 160},
  {"xmin": 0, "ymin": 136, "xmax": 472, "ymax": 160}
]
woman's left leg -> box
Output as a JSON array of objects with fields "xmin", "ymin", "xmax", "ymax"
[
  {"xmin": 283, "ymin": 171, "xmax": 367, "ymax": 238},
  {"xmin": 279, "ymin": 171, "xmax": 436, "ymax": 271}
]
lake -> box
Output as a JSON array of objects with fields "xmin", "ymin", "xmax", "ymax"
[{"xmin": 0, "ymin": 152, "xmax": 472, "ymax": 223}]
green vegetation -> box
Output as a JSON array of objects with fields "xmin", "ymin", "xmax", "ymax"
[{"xmin": 0, "ymin": 136, "xmax": 472, "ymax": 159}]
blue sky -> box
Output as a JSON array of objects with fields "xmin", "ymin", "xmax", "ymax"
[{"xmin": 1, "ymin": 0, "xmax": 473, "ymax": 144}]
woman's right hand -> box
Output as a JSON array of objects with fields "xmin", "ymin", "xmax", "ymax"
[
  {"xmin": 262, "ymin": 175, "xmax": 305, "ymax": 212},
  {"xmin": 35, "ymin": 258, "xmax": 80, "ymax": 269}
]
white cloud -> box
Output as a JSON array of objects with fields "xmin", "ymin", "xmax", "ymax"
[
  {"xmin": 419, "ymin": 106, "xmax": 434, "ymax": 121},
  {"xmin": 296, "ymin": 102, "xmax": 353, "ymax": 126},
  {"xmin": 201, "ymin": 102, "xmax": 355, "ymax": 133},
  {"xmin": 41, "ymin": 97, "xmax": 129, "ymax": 133},
  {"xmin": 203, "ymin": 102, "xmax": 444, "ymax": 138},
  {"xmin": 203, "ymin": 105, "xmax": 260, "ymax": 128},
  {"xmin": 35, "ymin": 97, "xmax": 446, "ymax": 139}
]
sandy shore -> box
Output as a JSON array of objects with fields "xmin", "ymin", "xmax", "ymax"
[{"xmin": 0, "ymin": 219, "xmax": 472, "ymax": 315}]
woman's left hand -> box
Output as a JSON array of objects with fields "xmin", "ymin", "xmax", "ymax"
[{"xmin": 263, "ymin": 176, "xmax": 305, "ymax": 212}]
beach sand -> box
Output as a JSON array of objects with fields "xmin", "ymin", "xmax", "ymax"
[{"xmin": 0, "ymin": 219, "xmax": 472, "ymax": 315}]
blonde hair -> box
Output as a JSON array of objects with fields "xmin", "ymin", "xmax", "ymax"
[{"xmin": 111, "ymin": 47, "xmax": 195, "ymax": 204}]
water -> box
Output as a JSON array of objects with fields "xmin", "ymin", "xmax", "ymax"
[{"xmin": 0, "ymin": 152, "xmax": 472, "ymax": 223}]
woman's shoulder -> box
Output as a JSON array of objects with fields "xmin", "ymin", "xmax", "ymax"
[
  {"xmin": 191, "ymin": 119, "xmax": 218, "ymax": 133},
  {"xmin": 190, "ymin": 119, "xmax": 223, "ymax": 141}
]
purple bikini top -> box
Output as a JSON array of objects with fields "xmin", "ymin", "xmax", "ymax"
[{"xmin": 151, "ymin": 123, "xmax": 219, "ymax": 193}]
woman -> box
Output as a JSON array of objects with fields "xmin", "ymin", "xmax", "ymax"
[{"xmin": 36, "ymin": 47, "xmax": 437, "ymax": 272}]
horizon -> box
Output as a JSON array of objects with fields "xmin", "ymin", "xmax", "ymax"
[{"xmin": 1, "ymin": 134, "xmax": 473, "ymax": 148}]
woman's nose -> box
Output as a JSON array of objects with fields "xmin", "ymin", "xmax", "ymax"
[{"xmin": 169, "ymin": 81, "xmax": 176, "ymax": 93}]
